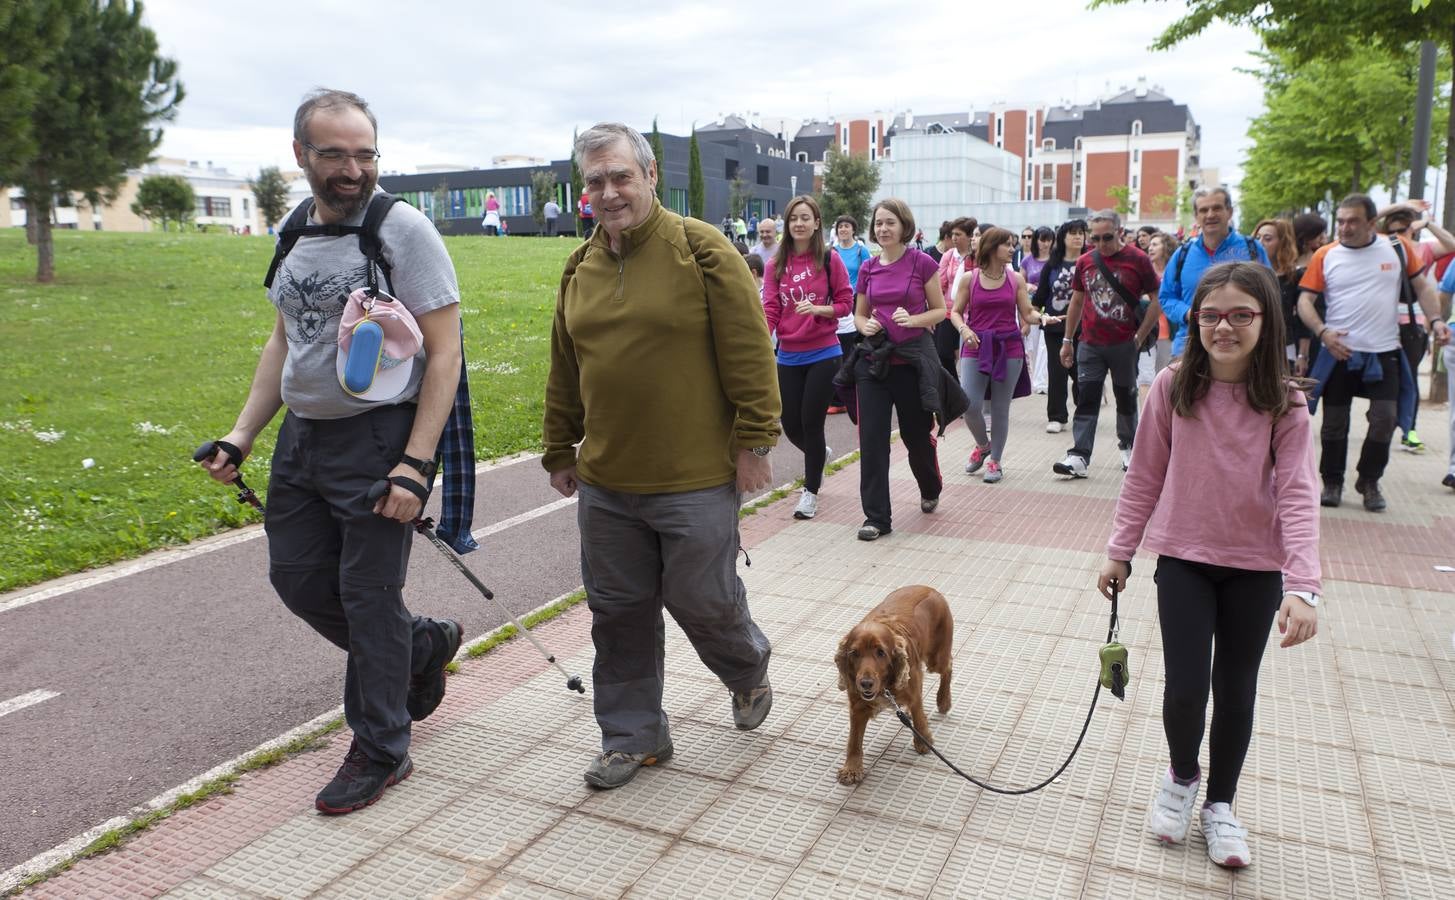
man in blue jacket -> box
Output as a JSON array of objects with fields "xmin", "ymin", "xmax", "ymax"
[{"xmin": 1160, "ymin": 187, "xmax": 1270, "ymax": 357}]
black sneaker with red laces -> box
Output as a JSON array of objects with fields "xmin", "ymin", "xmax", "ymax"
[{"xmin": 315, "ymin": 739, "xmax": 413, "ymax": 814}]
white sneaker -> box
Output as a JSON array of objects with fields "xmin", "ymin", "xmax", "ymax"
[
  {"xmin": 793, "ymin": 489, "xmax": 818, "ymax": 520},
  {"xmin": 1200, "ymin": 802, "xmax": 1251, "ymax": 868},
  {"xmin": 1045, "ymin": 421, "xmax": 1062, "ymax": 433},
  {"xmin": 1120, "ymin": 446, "xmax": 1133, "ymax": 472},
  {"xmin": 1147, "ymin": 767, "xmax": 1200, "ymax": 844},
  {"xmin": 1052, "ymin": 453, "xmax": 1088, "ymax": 478}
]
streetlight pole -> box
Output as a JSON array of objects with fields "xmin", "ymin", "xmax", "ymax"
[{"xmin": 1409, "ymin": 41, "xmax": 1437, "ymax": 199}]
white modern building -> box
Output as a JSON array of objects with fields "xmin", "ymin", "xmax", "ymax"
[{"xmin": 873, "ymin": 132, "xmax": 1024, "ymax": 235}]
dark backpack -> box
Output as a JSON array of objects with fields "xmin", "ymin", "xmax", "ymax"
[{"xmin": 263, "ymin": 193, "xmax": 406, "ymax": 296}]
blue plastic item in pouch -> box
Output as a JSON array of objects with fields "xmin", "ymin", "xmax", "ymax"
[{"xmin": 341, "ymin": 319, "xmax": 385, "ymax": 394}]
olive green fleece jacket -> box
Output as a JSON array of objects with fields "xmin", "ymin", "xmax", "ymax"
[{"xmin": 542, "ymin": 200, "xmax": 781, "ymax": 493}]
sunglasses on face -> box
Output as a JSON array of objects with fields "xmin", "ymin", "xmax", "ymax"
[{"xmin": 1089, "ymin": 233, "xmax": 1117, "ymax": 243}]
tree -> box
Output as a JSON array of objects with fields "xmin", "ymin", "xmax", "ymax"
[
  {"xmin": 130, "ymin": 174, "xmax": 194, "ymax": 231},
  {"xmin": 430, "ymin": 180, "xmax": 449, "ymax": 231},
  {"xmin": 530, "ymin": 168, "xmax": 558, "ymax": 227},
  {"xmin": 570, "ymin": 127, "xmax": 583, "ymax": 236},
  {"xmin": 0, "ymin": 1, "xmax": 70, "ymax": 180},
  {"xmin": 1093, "ymin": 0, "xmax": 1455, "ymax": 223},
  {"xmin": 727, "ymin": 168, "xmax": 751, "ymax": 221},
  {"xmin": 649, "ymin": 117, "xmax": 667, "ymax": 205},
  {"xmin": 250, "ymin": 165, "xmax": 290, "ymax": 230},
  {"xmin": 688, "ymin": 130, "xmax": 705, "ymax": 219},
  {"xmin": 0, "ymin": 0, "xmax": 183, "ymax": 281},
  {"xmin": 819, "ymin": 146, "xmax": 879, "ymax": 236},
  {"xmin": 1150, "ymin": 176, "xmax": 1196, "ymax": 228},
  {"xmin": 1236, "ymin": 43, "xmax": 1449, "ymax": 225},
  {"xmin": 1106, "ymin": 184, "xmax": 1136, "ymax": 217}
]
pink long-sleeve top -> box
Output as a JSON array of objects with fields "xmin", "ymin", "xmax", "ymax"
[
  {"xmin": 762, "ymin": 249, "xmax": 853, "ymax": 353},
  {"xmin": 1107, "ymin": 366, "xmax": 1322, "ymax": 593}
]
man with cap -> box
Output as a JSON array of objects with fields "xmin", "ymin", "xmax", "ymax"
[
  {"xmin": 544, "ymin": 122, "xmax": 780, "ymax": 790},
  {"xmin": 201, "ymin": 88, "xmax": 464, "ymax": 813}
]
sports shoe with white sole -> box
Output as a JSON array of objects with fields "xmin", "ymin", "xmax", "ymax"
[
  {"xmin": 793, "ymin": 489, "xmax": 818, "ymax": 520},
  {"xmin": 1052, "ymin": 453, "xmax": 1088, "ymax": 478},
  {"xmin": 732, "ymin": 675, "xmax": 773, "ymax": 730},
  {"xmin": 982, "ymin": 460, "xmax": 1003, "ymax": 483},
  {"xmin": 1200, "ymin": 802, "xmax": 1251, "ymax": 868},
  {"xmin": 1045, "ymin": 421, "xmax": 1063, "ymax": 433},
  {"xmin": 584, "ymin": 742, "xmax": 674, "ymax": 790},
  {"xmin": 965, "ymin": 444, "xmax": 990, "ymax": 474},
  {"xmin": 1147, "ymin": 767, "xmax": 1200, "ymax": 844},
  {"xmin": 1120, "ymin": 446, "xmax": 1133, "ymax": 472}
]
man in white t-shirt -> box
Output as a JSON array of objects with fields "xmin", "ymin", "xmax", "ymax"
[
  {"xmin": 1298, "ymin": 194, "xmax": 1449, "ymax": 511},
  {"xmin": 747, "ymin": 217, "xmax": 778, "ymax": 263}
]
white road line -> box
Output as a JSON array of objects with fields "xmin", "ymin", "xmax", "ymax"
[
  {"xmin": 470, "ymin": 496, "xmax": 576, "ymax": 540},
  {"xmin": 0, "ymin": 689, "xmax": 61, "ymax": 719}
]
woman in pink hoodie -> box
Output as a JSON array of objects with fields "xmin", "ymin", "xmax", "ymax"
[
  {"xmin": 1098, "ymin": 263, "xmax": 1320, "ymax": 871},
  {"xmin": 762, "ymin": 195, "xmax": 854, "ymax": 520}
]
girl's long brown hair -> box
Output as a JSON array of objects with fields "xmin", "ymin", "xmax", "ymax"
[
  {"xmin": 1170, "ymin": 262, "xmax": 1308, "ymax": 419},
  {"xmin": 1253, "ymin": 218, "xmax": 1298, "ymax": 278},
  {"xmin": 774, "ymin": 194, "xmax": 827, "ymax": 278}
]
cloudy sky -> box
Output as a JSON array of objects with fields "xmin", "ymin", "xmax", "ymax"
[{"xmin": 143, "ymin": 0, "xmax": 1265, "ymax": 182}]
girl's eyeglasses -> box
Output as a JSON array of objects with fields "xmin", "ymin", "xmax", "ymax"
[{"xmin": 1194, "ymin": 309, "xmax": 1262, "ymax": 328}]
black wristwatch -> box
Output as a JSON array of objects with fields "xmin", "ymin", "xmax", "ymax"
[{"xmin": 400, "ymin": 454, "xmax": 438, "ymax": 479}]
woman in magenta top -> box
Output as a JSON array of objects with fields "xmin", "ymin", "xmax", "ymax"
[
  {"xmin": 949, "ymin": 227, "xmax": 1059, "ymax": 482},
  {"xmin": 1098, "ymin": 263, "xmax": 1319, "ymax": 871},
  {"xmin": 850, "ymin": 198, "xmax": 948, "ymax": 541},
  {"xmin": 762, "ymin": 195, "xmax": 853, "ymax": 521}
]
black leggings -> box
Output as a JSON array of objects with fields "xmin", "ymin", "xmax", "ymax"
[
  {"xmin": 1156, "ymin": 555, "xmax": 1281, "ymax": 805},
  {"xmin": 777, "ymin": 358, "xmax": 839, "ymax": 493},
  {"xmin": 1043, "ymin": 330, "xmax": 1076, "ymax": 424}
]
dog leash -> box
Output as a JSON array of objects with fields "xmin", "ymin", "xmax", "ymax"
[{"xmin": 883, "ymin": 581, "xmax": 1126, "ymax": 796}]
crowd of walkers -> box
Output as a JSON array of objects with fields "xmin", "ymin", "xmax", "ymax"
[{"xmin": 749, "ymin": 187, "xmax": 1452, "ymax": 870}]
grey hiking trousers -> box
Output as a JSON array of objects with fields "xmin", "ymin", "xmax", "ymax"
[{"xmin": 577, "ymin": 481, "xmax": 771, "ymax": 753}]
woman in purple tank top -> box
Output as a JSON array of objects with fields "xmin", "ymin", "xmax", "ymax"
[{"xmin": 950, "ymin": 227, "xmax": 1061, "ymax": 483}]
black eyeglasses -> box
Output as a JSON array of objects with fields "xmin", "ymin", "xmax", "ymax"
[
  {"xmin": 1088, "ymin": 233, "xmax": 1118, "ymax": 243},
  {"xmin": 1195, "ymin": 309, "xmax": 1262, "ymax": 328},
  {"xmin": 305, "ymin": 142, "xmax": 381, "ymax": 168}
]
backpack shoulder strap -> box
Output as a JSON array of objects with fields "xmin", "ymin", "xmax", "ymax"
[
  {"xmin": 360, "ymin": 193, "xmax": 405, "ymax": 296},
  {"xmin": 1245, "ymin": 235, "xmax": 1258, "ymax": 260},
  {"xmin": 1171, "ymin": 243, "xmax": 1191, "ymax": 297},
  {"xmin": 262, "ymin": 201, "xmax": 317, "ymax": 288},
  {"xmin": 1389, "ymin": 235, "xmax": 1418, "ymax": 314}
]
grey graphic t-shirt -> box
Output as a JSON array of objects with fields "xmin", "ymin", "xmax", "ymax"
[{"xmin": 267, "ymin": 193, "xmax": 459, "ymax": 419}]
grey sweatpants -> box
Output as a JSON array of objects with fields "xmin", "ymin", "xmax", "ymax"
[
  {"xmin": 577, "ymin": 481, "xmax": 771, "ymax": 754},
  {"xmin": 960, "ymin": 356, "xmax": 1023, "ymax": 462}
]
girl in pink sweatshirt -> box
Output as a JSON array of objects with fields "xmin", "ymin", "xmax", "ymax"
[
  {"xmin": 762, "ymin": 195, "xmax": 853, "ymax": 521},
  {"xmin": 1097, "ymin": 262, "xmax": 1320, "ymax": 871}
]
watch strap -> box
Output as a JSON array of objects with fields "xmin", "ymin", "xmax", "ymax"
[{"xmin": 400, "ymin": 454, "xmax": 437, "ymax": 477}]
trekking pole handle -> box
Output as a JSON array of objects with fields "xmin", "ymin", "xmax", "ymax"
[{"xmin": 193, "ymin": 439, "xmax": 244, "ymax": 470}]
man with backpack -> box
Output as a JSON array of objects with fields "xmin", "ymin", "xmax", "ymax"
[
  {"xmin": 1159, "ymin": 186, "xmax": 1271, "ymax": 359},
  {"xmin": 543, "ymin": 122, "xmax": 780, "ymax": 790},
  {"xmin": 1055, "ymin": 209, "xmax": 1162, "ymax": 478},
  {"xmin": 1297, "ymin": 194, "xmax": 1449, "ymax": 512},
  {"xmin": 201, "ymin": 88, "xmax": 469, "ymax": 813}
]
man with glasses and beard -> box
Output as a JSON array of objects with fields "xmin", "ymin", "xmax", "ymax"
[
  {"xmin": 201, "ymin": 88, "xmax": 465, "ymax": 813},
  {"xmin": 1055, "ymin": 209, "xmax": 1161, "ymax": 478}
]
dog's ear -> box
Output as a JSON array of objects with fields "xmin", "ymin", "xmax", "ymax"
[
  {"xmin": 890, "ymin": 634, "xmax": 911, "ymax": 691},
  {"xmin": 834, "ymin": 634, "xmax": 853, "ymax": 692}
]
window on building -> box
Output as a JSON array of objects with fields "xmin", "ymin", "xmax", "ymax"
[
  {"xmin": 243, "ymin": 198, "xmax": 250, "ymax": 216},
  {"xmin": 1133, "ymin": 149, "xmax": 1140, "ymax": 163},
  {"xmin": 726, "ymin": 160, "xmax": 737, "ymax": 180},
  {"xmin": 1042, "ymin": 167, "xmax": 1054, "ymax": 182},
  {"xmin": 1131, "ymin": 174, "xmax": 1139, "ymax": 189},
  {"xmin": 1042, "ymin": 138, "xmax": 1054, "ymax": 151},
  {"xmin": 995, "ymin": 117, "xmax": 1003, "ymax": 137},
  {"xmin": 195, "ymin": 196, "xmax": 231, "ymax": 217},
  {"xmin": 870, "ymin": 147, "xmax": 877, "ymax": 161},
  {"xmin": 795, "ymin": 151, "xmax": 807, "ymax": 162},
  {"xmin": 1074, "ymin": 137, "xmax": 1083, "ymax": 151},
  {"xmin": 11, "ymin": 195, "xmax": 26, "ymax": 210},
  {"xmin": 870, "ymin": 125, "xmax": 877, "ymax": 146},
  {"xmin": 756, "ymin": 165, "xmax": 769, "ymax": 186},
  {"xmin": 1132, "ymin": 120, "xmax": 1142, "ymax": 136},
  {"xmin": 669, "ymin": 187, "xmax": 689, "ymax": 216}
]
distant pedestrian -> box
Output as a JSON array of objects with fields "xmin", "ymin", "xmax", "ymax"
[
  {"xmin": 830, "ymin": 214, "xmax": 872, "ymax": 358},
  {"xmin": 748, "ymin": 212, "xmax": 759, "ymax": 243},
  {"xmin": 1032, "ymin": 219, "xmax": 1087, "ymax": 434},
  {"xmin": 482, "ymin": 191, "xmax": 501, "ymax": 236},
  {"xmin": 733, "ymin": 215, "xmax": 748, "ymax": 244},
  {"xmin": 1102, "ymin": 262, "xmax": 1321, "ymax": 872},
  {"xmin": 1159, "ymin": 187, "xmax": 1270, "ymax": 358},
  {"xmin": 578, "ymin": 189, "xmax": 594, "ymax": 239},
  {"xmin": 542, "ymin": 196, "xmax": 561, "ymax": 236},
  {"xmin": 748, "ymin": 218, "xmax": 779, "ymax": 263}
]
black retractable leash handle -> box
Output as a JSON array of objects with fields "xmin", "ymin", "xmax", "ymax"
[
  {"xmin": 367, "ymin": 479, "xmax": 586, "ymax": 695},
  {"xmin": 884, "ymin": 579, "xmax": 1128, "ymax": 796},
  {"xmin": 193, "ymin": 440, "xmax": 264, "ymax": 513}
]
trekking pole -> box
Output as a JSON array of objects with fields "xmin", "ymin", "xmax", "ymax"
[
  {"xmin": 367, "ymin": 479, "xmax": 586, "ymax": 695},
  {"xmin": 193, "ymin": 440, "xmax": 265, "ymax": 513}
]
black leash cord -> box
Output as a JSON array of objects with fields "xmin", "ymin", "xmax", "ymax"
[{"xmin": 885, "ymin": 583, "xmax": 1121, "ymax": 796}]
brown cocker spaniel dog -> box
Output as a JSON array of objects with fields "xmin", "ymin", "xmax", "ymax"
[{"xmin": 833, "ymin": 585, "xmax": 953, "ymax": 784}]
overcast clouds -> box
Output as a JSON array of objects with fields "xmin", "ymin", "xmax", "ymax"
[{"xmin": 143, "ymin": 0, "xmax": 1265, "ymax": 184}]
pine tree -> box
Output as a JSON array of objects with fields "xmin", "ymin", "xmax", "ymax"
[
  {"xmin": 650, "ymin": 117, "xmax": 667, "ymax": 205},
  {"xmin": 0, "ymin": 0, "xmax": 183, "ymax": 281},
  {"xmin": 688, "ymin": 130, "xmax": 705, "ymax": 219},
  {"xmin": 570, "ymin": 127, "xmax": 583, "ymax": 235}
]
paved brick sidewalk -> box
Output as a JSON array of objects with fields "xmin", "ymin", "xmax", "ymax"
[{"xmin": 17, "ymin": 392, "xmax": 1455, "ymax": 899}]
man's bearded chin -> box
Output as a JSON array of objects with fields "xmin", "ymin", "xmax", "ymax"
[{"xmin": 308, "ymin": 168, "xmax": 376, "ymax": 218}]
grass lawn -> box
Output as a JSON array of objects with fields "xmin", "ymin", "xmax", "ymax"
[{"xmin": 1, "ymin": 229, "xmax": 577, "ymax": 592}]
